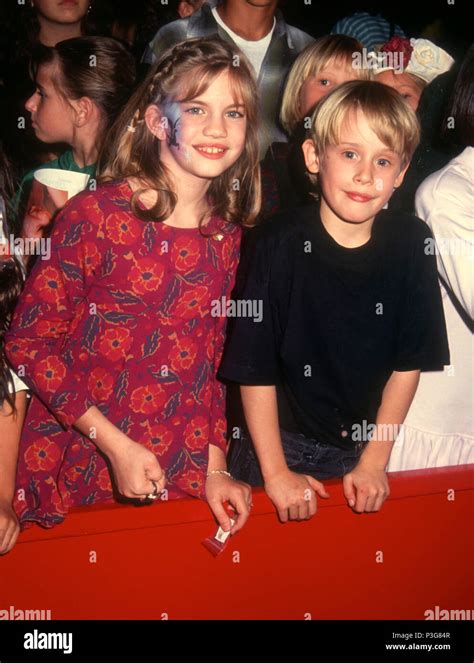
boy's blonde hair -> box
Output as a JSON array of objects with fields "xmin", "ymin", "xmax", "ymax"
[
  {"xmin": 99, "ymin": 37, "xmax": 261, "ymax": 227},
  {"xmin": 308, "ymin": 80, "xmax": 420, "ymax": 169},
  {"xmin": 280, "ymin": 35, "xmax": 373, "ymax": 135}
]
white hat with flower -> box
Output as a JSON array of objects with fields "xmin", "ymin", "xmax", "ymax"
[{"xmin": 371, "ymin": 37, "xmax": 455, "ymax": 84}]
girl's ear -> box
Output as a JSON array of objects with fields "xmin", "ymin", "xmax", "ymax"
[
  {"xmin": 302, "ymin": 138, "xmax": 320, "ymax": 174},
  {"xmin": 144, "ymin": 104, "xmax": 168, "ymax": 141},
  {"xmin": 70, "ymin": 97, "xmax": 97, "ymax": 128}
]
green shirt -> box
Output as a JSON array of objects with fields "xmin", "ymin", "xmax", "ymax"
[{"xmin": 10, "ymin": 150, "xmax": 96, "ymax": 229}]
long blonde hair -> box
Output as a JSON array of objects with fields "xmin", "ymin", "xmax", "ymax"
[
  {"xmin": 99, "ymin": 37, "xmax": 261, "ymax": 228},
  {"xmin": 280, "ymin": 35, "xmax": 373, "ymax": 135}
]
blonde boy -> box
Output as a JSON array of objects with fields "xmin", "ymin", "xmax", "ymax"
[{"xmin": 220, "ymin": 81, "xmax": 449, "ymax": 522}]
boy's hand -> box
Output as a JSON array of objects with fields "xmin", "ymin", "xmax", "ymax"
[
  {"xmin": 0, "ymin": 498, "xmax": 20, "ymax": 555},
  {"xmin": 264, "ymin": 469, "xmax": 329, "ymax": 522},
  {"xmin": 205, "ymin": 474, "xmax": 252, "ymax": 535},
  {"xmin": 343, "ymin": 461, "xmax": 390, "ymax": 513}
]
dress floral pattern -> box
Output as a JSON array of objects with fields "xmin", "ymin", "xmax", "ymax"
[{"xmin": 5, "ymin": 180, "xmax": 241, "ymax": 529}]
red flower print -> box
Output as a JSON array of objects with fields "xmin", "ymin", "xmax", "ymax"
[
  {"xmin": 97, "ymin": 466, "xmax": 113, "ymax": 492},
  {"xmin": 129, "ymin": 257, "xmax": 165, "ymax": 295},
  {"xmin": 88, "ymin": 367, "xmax": 114, "ymax": 401},
  {"xmin": 201, "ymin": 383, "xmax": 212, "ymax": 407},
  {"xmin": 178, "ymin": 468, "xmax": 205, "ymax": 496},
  {"xmin": 34, "ymin": 355, "xmax": 66, "ymax": 392},
  {"xmin": 221, "ymin": 237, "xmax": 234, "ymax": 271},
  {"xmin": 83, "ymin": 241, "xmax": 102, "ymax": 271},
  {"xmin": 171, "ymin": 236, "xmax": 200, "ymax": 272},
  {"xmin": 35, "ymin": 319, "xmax": 65, "ymax": 337},
  {"xmin": 6, "ymin": 337, "xmax": 37, "ymax": 363},
  {"xmin": 130, "ymin": 384, "xmax": 166, "ymax": 414},
  {"xmin": 105, "ymin": 212, "xmax": 142, "ymax": 245},
  {"xmin": 34, "ymin": 267, "xmax": 64, "ymax": 305},
  {"xmin": 141, "ymin": 423, "xmax": 174, "ymax": 454},
  {"xmin": 25, "ymin": 439, "xmax": 61, "ymax": 472},
  {"xmin": 64, "ymin": 459, "xmax": 90, "ymax": 483},
  {"xmin": 171, "ymin": 285, "xmax": 210, "ymax": 318},
  {"xmin": 168, "ymin": 336, "xmax": 198, "ymax": 371},
  {"xmin": 213, "ymin": 417, "xmax": 227, "ymax": 442},
  {"xmin": 47, "ymin": 477, "xmax": 74, "ymax": 512},
  {"xmin": 184, "ymin": 416, "xmax": 209, "ymax": 450},
  {"xmin": 98, "ymin": 328, "xmax": 132, "ymax": 362},
  {"xmin": 380, "ymin": 36, "xmax": 414, "ymax": 69}
]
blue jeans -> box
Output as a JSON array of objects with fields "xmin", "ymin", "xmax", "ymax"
[{"xmin": 228, "ymin": 429, "xmax": 367, "ymax": 486}]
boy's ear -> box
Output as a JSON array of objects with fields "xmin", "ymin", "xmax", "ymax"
[
  {"xmin": 302, "ymin": 138, "xmax": 320, "ymax": 174},
  {"xmin": 144, "ymin": 104, "xmax": 168, "ymax": 141},
  {"xmin": 394, "ymin": 160, "xmax": 411, "ymax": 188}
]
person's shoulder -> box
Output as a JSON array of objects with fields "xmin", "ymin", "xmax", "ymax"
[
  {"xmin": 418, "ymin": 149, "xmax": 473, "ymax": 206},
  {"xmin": 150, "ymin": 17, "xmax": 190, "ymax": 45},
  {"xmin": 377, "ymin": 210, "xmax": 434, "ymax": 249},
  {"xmin": 58, "ymin": 180, "xmax": 126, "ymax": 221},
  {"xmin": 285, "ymin": 23, "xmax": 315, "ymax": 49},
  {"xmin": 247, "ymin": 205, "xmax": 317, "ymax": 246}
]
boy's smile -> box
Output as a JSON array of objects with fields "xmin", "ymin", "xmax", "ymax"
[{"xmin": 303, "ymin": 108, "xmax": 409, "ymax": 246}]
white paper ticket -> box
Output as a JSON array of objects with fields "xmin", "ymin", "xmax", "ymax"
[{"xmin": 214, "ymin": 518, "xmax": 236, "ymax": 544}]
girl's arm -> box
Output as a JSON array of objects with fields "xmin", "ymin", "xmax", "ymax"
[
  {"xmin": 205, "ymin": 229, "xmax": 251, "ymax": 533},
  {"xmin": 0, "ymin": 390, "xmax": 27, "ymax": 554},
  {"xmin": 4, "ymin": 200, "xmax": 99, "ymax": 427},
  {"xmin": 5, "ymin": 194, "xmax": 164, "ymax": 500},
  {"xmin": 74, "ymin": 405, "xmax": 165, "ymax": 499},
  {"xmin": 343, "ymin": 369, "xmax": 420, "ymax": 513}
]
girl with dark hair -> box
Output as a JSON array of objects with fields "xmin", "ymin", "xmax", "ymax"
[
  {"xmin": 5, "ymin": 37, "xmax": 257, "ymax": 542},
  {"xmin": 1, "ymin": 0, "xmax": 97, "ymax": 174},
  {"xmin": 12, "ymin": 36, "xmax": 136, "ymax": 241},
  {"xmin": 0, "ymin": 146, "xmax": 28, "ymax": 556}
]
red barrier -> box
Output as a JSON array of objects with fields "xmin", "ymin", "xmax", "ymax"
[{"xmin": 0, "ymin": 465, "xmax": 472, "ymax": 620}]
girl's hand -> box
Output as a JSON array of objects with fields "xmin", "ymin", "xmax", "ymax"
[
  {"xmin": 0, "ymin": 498, "xmax": 20, "ymax": 555},
  {"xmin": 205, "ymin": 474, "xmax": 252, "ymax": 535},
  {"xmin": 343, "ymin": 462, "xmax": 390, "ymax": 513},
  {"xmin": 107, "ymin": 438, "xmax": 166, "ymax": 501}
]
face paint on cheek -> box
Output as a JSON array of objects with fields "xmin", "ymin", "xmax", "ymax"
[
  {"xmin": 160, "ymin": 101, "xmax": 181, "ymax": 149},
  {"xmin": 182, "ymin": 147, "xmax": 192, "ymax": 163}
]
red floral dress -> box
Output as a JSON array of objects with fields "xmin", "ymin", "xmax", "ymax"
[{"xmin": 5, "ymin": 180, "xmax": 241, "ymax": 529}]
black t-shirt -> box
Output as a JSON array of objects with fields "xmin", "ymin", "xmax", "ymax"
[{"xmin": 219, "ymin": 205, "xmax": 450, "ymax": 450}]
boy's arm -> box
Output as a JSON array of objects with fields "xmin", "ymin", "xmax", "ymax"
[
  {"xmin": 241, "ymin": 385, "xmax": 329, "ymax": 522},
  {"xmin": 240, "ymin": 385, "xmax": 287, "ymax": 479},
  {"xmin": 343, "ymin": 369, "xmax": 420, "ymax": 512}
]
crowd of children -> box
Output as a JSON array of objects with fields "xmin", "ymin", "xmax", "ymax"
[{"xmin": 0, "ymin": 1, "xmax": 471, "ymax": 554}]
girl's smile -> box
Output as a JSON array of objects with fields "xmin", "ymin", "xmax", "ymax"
[
  {"xmin": 193, "ymin": 143, "xmax": 229, "ymax": 159},
  {"xmin": 151, "ymin": 70, "xmax": 247, "ymax": 183}
]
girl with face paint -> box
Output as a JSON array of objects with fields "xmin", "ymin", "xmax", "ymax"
[{"xmin": 5, "ymin": 38, "xmax": 260, "ymax": 540}]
